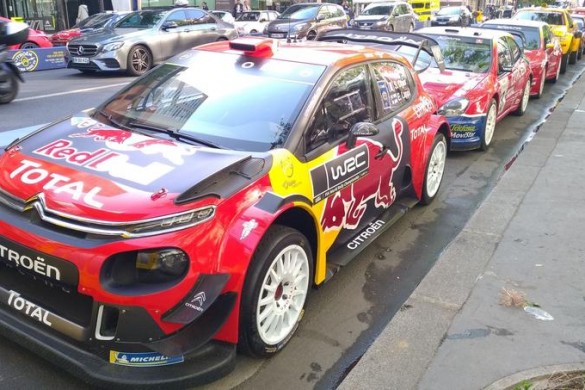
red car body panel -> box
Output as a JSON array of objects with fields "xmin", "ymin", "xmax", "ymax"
[{"xmin": 0, "ymin": 16, "xmax": 53, "ymax": 49}]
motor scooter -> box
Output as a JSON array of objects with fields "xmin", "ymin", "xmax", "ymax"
[{"xmin": 0, "ymin": 20, "xmax": 28, "ymax": 104}]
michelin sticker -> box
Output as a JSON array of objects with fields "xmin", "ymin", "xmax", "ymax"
[{"xmin": 110, "ymin": 351, "xmax": 184, "ymax": 367}]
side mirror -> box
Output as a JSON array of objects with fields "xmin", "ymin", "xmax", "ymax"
[
  {"xmin": 347, "ymin": 122, "xmax": 378, "ymax": 149},
  {"xmin": 162, "ymin": 21, "xmax": 179, "ymax": 30},
  {"xmin": 259, "ymin": 17, "xmax": 267, "ymax": 22},
  {"xmin": 499, "ymin": 64, "xmax": 513, "ymax": 73},
  {"xmin": 317, "ymin": 14, "xmax": 327, "ymax": 21}
]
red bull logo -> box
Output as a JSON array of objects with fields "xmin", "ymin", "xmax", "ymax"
[
  {"xmin": 319, "ymin": 118, "xmax": 404, "ymax": 231},
  {"xmin": 71, "ymin": 127, "xmax": 132, "ymax": 143}
]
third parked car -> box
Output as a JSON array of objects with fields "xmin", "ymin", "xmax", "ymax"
[{"xmin": 265, "ymin": 3, "xmax": 347, "ymax": 40}]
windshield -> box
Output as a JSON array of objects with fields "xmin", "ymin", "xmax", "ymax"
[
  {"xmin": 437, "ymin": 7, "xmax": 462, "ymax": 16},
  {"xmin": 94, "ymin": 53, "xmax": 325, "ymax": 151},
  {"xmin": 362, "ymin": 5, "xmax": 394, "ymax": 16},
  {"xmin": 430, "ymin": 35, "xmax": 491, "ymax": 72},
  {"xmin": 279, "ymin": 4, "xmax": 319, "ymax": 19},
  {"xmin": 237, "ymin": 12, "xmax": 260, "ymax": 21},
  {"xmin": 116, "ymin": 10, "xmax": 167, "ymax": 28},
  {"xmin": 515, "ymin": 11, "xmax": 564, "ymax": 25}
]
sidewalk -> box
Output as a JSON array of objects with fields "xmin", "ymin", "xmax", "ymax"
[{"xmin": 339, "ymin": 71, "xmax": 585, "ymax": 389}]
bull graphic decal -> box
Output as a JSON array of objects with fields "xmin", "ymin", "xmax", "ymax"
[
  {"xmin": 70, "ymin": 126, "xmax": 196, "ymax": 165},
  {"xmin": 319, "ymin": 118, "xmax": 404, "ymax": 231}
]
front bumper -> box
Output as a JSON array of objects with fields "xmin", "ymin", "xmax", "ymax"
[
  {"xmin": 67, "ymin": 48, "xmax": 126, "ymax": 72},
  {"xmin": 446, "ymin": 114, "xmax": 487, "ymax": 151},
  {"xmin": 0, "ymin": 303, "xmax": 236, "ymax": 388}
]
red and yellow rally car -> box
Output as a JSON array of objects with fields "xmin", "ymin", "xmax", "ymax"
[{"xmin": 0, "ymin": 34, "xmax": 450, "ymax": 387}]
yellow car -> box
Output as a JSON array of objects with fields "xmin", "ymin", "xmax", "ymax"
[{"xmin": 513, "ymin": 7, "xmax": 582, "ymax": 73}]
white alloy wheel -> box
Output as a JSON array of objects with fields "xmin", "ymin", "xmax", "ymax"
[
  {"xmin": 536, "ymin": 71, "xmax": 546, "ymax": 99},
  {"xmin": 256, "ymin": 243, "xmax": 310, "ymax": 345},
  {"xmin": 514, "ymin": 81, "xmax": 530, "ymax": 116},
  {"xmin": 421, "ymin": 133, "xmax": 447, "ymax": 204},
  {"xmin": 481, "ymin": 100, "xmax": 497, "ymax": 150}
]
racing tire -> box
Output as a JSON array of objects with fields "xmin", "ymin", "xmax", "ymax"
[
  {"xmin": 569, "ymin": 49, "xmax": 577, "ymax": 65},
  {"xmin": 420, "ymin": 133, "xmax": 447, "ymax": 205},
  {"xmin": 534, "ymin": 72, "xmax": 546, "ymax": 99},
  {"xmin": 480, "ymin": 99, "xmax": 497, "ymax": 151},
  {"xmin": 239, "ymin": 225, "xmax": 313, "ymax": 358},
  {"xmin": 513, "ymin": 81, "xmax": 530, "ymax": 116},
  {"xmin": 127, "ymin": 45, "xmax": 152, "ymax": 77},
  {"xmin": 560, "ymin": 53, "xmax": 569, "ymax": 74},
  {"xmin": 0, "ymin": 71, "xmax": 18, "ymax": 104},
  {"xmin": 549, "ymin": 60, "xmax": 561, "ymax": 83},
  {"xmin": 306, "ymin": 31, "xmax": 317, "ymax": 40}
]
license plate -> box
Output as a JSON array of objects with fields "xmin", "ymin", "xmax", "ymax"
[
  {"xmin": 72, "ymin": 57, "xmax": 90, "ymax": 64},
  {"xmin": 437, "ymin": 21, "xmax": 447, "ymax": 25},
  {"xmin": 271, "ymin": 33, "xmax": 285, "ymax": 38}
]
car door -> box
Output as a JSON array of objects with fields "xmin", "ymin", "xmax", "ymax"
[
  {"xmin": 505, "ymin": 35, "xmax": 529, "ymax": 107},
  {"xmin": 184, "ymin": 9, "xmax": 221, "ymax": 48},
  {"xmin": 543, "ymin": 24, "xmax": 562, "ymax": 79},
  {"xmin": 305, "ymin": 65, "xmax": 384, "ymax": 248},
  {"xmin": 159, "ymin": 9, "xmax": 192, "ymax": 60},
  {"xmin": 496, "ymin": 37, "xmax": 520, "ymax": 115}
]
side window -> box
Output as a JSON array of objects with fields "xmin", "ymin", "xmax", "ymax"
[
  {"xmin": 505, "ymin": 36, "xmax": 521, "ymax": 62},
  {"xmin": 186, "ymin": 9, "xmax": 211, "ymax": 25},
  {"xmin": 166, "ymin": 10, "xmax": 188, "ymax": 25},
  {"xmin": 371, "ymin": 61, "xmax": 414, "ymax": 117},
  {"xmin": 497, "ymin": 40, "xmax": 512, "ymax": 70},
  {"xmin": 318, "ymin": 6, "xmax": 330, "ymax": 19},
  {"xmin": 306, "ymin": 66, "xmax": 372, "ymax": 152}
]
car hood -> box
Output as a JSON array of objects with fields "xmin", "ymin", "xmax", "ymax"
[
  {"xmin": 0, "ymin": 115, "xmax": 267, "ymax": 222},
  {"xmin": 418, "ymin": 68, "xmax": 486, "ymax": 107},
  {"xmin": 70, "ymin": 28, "xmax": 148, "ymax": 45}
]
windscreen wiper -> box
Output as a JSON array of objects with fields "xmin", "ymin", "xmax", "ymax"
[{"xmin": 128, "ymin": 121, "xmax": 223, "ymax": 149}]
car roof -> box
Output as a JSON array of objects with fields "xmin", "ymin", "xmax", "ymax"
[
  {"xmin": 483, "ymin": 18, "xmax": 548, "ymax": 28},
  {"xmin": 419, "ymin": 26, "xmax": 508, "ymax": 39},
  {"xmin": 195, "ymin": 37, "xmax": 412, "ymax": 68}
]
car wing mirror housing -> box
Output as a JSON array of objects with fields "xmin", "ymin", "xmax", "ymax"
[
  {"xmin": 347, "ymin": 122, "xmax": 379, "ymax": 149},
  {"xmin": 162, "ymin": 21, "xmax": 179, "ymax": 30}
]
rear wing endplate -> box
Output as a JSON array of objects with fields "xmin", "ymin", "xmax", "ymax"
[{"xmin": 317, "ymin": 28, "xmax": 445, "ymax": 72}]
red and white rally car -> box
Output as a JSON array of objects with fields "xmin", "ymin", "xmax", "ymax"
[
  {"xmin": 480, "ymin": 19, "xmax": 563, "ymax": 98},
  {"xmin": 0, "ymin": 34, "xmax": 450, "ymax": 387},
  {"xmin": 396, "ymin": 27, "xmax": 532, "ymax": 151}
]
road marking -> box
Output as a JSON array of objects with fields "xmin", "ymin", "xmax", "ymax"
[{"xmin": 14, "ymin": 83, "xmax": 129, "ymax": 103}]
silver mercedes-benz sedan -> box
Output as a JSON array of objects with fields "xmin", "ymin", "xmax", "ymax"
[{"xmin": 66, "ymin": 7, "xmax": 238, "ymax": 76}]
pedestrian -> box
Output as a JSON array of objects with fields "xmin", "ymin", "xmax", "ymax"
[
  {"xmin": 243, "ymin": 0, "xmax": 251, "ymax": 11},
  {"xmin": 202, "ymin": 1, "xmax": 209, "ymax": 10},
  {"xmin": 175, "ymin": 0, "xmax": 189, "ymax": 6},
  {"xmin": 233, "ymin": 0, "xmax": 244, "ymax": 17},
  {"xmin": 76, "ymin": 2, "xmax": 89, "ymax": 24},
  {"xmin": 341, "ymin": 0, "xmax": 354, "ymax": 24}
]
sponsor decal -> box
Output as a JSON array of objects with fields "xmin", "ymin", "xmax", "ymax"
[
  {"xmin": 33, "ymin": 138, "xmax": 174, "ymax": 187},
  {"xmin": 412, "ymin": 96, "xmax": 434, "ymax": 118},
  {"xmin": 347, "ymin": 220, "xmax": 385, "ymax": 249},
  {"xmin": 321, "ymin": 118, "xmax": 404, "ymax": 231},
  {"xmin": 498, "ymin": 77, "xmax": 509, "ymax": 113},
  {"xmin": 452, "ymin": 132, "xmax": 476, "ymax": 139},
  {"xmin": 0, "ymin": 243, "xmax": 61, "ymax": 281},
  {"xmin": 280, "ymin": 158, "xmax": 301, "ymax": 189},
  {"xmin": 7, "ymin": 291, "xmax": 52, "ymax": 326},
  {"xmin": 410, "ymin": 124, "xmax": 430, "ymax": 141},
  {"xmin": 11, "ymin": 159, "xmax": 105, "ymax": 208},
  {"xmin": 71, "ymin": 126, "xmax": 196, "ymax": 166},
  {"xmin": 241, "ymin": 219, "xmax": 258, "ymax": 240},
  {"xmin": 109, "ymin": 351, "xmax": 184, "ymax": 367},
  {"xmin": 185, "ymin": 292, "xmax": 206, "ymax": 312},
  {"xmin": 11, "ymin": 50, "xmax": 39, "ymax": 72},
  {"xmin": 451, "ymin": 124, "xmax": 476, "ymax": 133},
  {"xmin": 70, "ymin": 117, "xmax": 98, "ymax": 128},
  {"xmin": 311, "ymin": 144, "xmax": 370, "ymax": 204}
]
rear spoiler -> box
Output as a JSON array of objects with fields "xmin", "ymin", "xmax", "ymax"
[
  {"xmin": 473, "ymin": 24, "xmax": 527, "ymax": 51},
  {"xmin": 317, "ymin": 29, "xmax": 445, "ymax": 72}
]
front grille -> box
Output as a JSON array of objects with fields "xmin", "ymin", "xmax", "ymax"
[
  {"xmin": 0, "ymin": 261, "xmax": 93, "ymax": 327},
  {"xmin": 357, "ymin": 22, "xmax": 374, "ymax": 27},
  {"xmin": 67, "ymin": 44, "xmax": 99, "ymax": 57}
]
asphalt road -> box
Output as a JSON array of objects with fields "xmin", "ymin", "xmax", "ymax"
[{"xmin": 0, "ymin": 61, "xmax": 583, "ymax": 389}]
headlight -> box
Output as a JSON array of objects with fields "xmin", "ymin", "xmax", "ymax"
[
  {"xmin": 122, "ymin": 207, "xmax": 216, "ymax": 238},
  {"xmin": 102, "ymin": 248, "xmax": 189, "ymax": 292},
  {"xmin": 102, "ymin": 42, "xmax": 124, "ymax": 52},
  {"xmin": 438, "ymin": 98, "xmax": 469, "ymax": 116},
  {"xmin": 294, "ymin": 23, "xmax": 307, "ymax": 32},
  {"xmin": 374, "ymin": 19, "xmax": 387, "ymax": 26}
]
